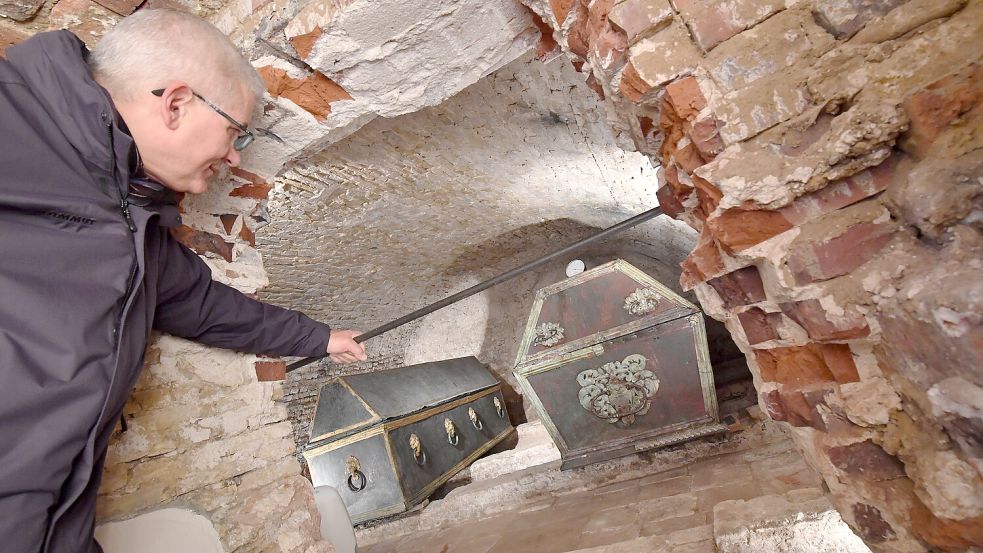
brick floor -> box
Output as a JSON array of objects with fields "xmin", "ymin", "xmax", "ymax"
[{"xmin": 358, "ymin": 426, "xmax": 830, "ymax": 553}]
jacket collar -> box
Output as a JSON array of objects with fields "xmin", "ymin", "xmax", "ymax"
[{"xmin": 6, "ymin": 31, "xmax": 136, "ymax": 199}]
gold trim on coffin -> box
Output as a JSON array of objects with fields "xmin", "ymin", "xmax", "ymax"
[
  {"xmin": 306, "ymin": 378, "xmax": 383, "ymax": 444},
  {"xmin": 304, "ymin": 388, "xmax": 514, "ymax": 525},
  {"xmin": 513, "ymin": 312, "xmax": 720, "ymax": 465},
  {"xmin": 344, "ymin": 425, "xmax": 515, "ymax": 525},
  {"xmin": 303, "ymin": 386, "xmax": 500, "ymax": 457},
  {"xmin": 514, "ymin": 259, "xmax": 699, "ymax": 369}
]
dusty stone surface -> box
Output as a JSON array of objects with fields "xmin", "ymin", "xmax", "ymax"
[
  {"xmin": 467, "ymin": 421, "xmax": 561, "ymax": 482},
  {"xmin": 714, "ymin": 492, "xmax": 872, "ymax": 553},
  {"xmin": 356, "ymin": 419, "xmax": 832, "ymax": 553}
]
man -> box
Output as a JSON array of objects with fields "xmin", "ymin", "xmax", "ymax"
[{"xmin": 0, "ymin": 10, "xmax": 366, "ymax": 553}]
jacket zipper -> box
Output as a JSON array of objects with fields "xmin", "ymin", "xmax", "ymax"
[{"xmin": 106, "ymin": 117, "xmax": 138, "ymax": 346}]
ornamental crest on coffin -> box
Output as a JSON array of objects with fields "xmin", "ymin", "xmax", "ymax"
[{"xmin": 577, "ymin": 354, "xmax": 659, "ymax": 427}]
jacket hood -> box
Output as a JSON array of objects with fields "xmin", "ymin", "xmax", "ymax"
[{"xmin": 6, "ymin": 31, "xmax": 136, "ymax": 191}]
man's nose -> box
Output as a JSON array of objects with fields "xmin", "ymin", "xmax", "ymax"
[{"xmin": 225, "ymin": 146, "xmax": 241, "ymax": 168}]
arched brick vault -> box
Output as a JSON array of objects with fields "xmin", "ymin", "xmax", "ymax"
[{"xmin": 254, "ymin": 49, "xmax": 721, "ymax": 449}]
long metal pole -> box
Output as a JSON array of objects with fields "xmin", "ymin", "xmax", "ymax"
[{"xmin": 286, "ymin": 206, "xmax": 664, "ymax": 373}]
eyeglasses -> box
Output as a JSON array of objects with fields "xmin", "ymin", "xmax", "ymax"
[{"xmin": 152, "ymin": 88, "xmax": 284, "ymax": 151}]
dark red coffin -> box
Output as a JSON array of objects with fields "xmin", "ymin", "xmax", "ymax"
[{"xmin": 513, "ymin": 259, "xmax": 725, "ymax": 469}]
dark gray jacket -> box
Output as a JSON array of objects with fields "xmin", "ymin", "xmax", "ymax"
[{"xmin": 0, "ymin": 31, "xmax": 331, "ymax": 553}]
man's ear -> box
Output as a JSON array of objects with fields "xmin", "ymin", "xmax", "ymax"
[{"xmin": 153, "ymin": 84, "xmax": 194, "ymax": 130}]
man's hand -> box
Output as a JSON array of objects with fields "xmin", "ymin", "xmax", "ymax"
[{"xmin": 327, "ymin": 330, "xmax": 368, "ymax": 364}]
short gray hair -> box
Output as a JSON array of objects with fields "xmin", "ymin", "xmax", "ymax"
[{"xmin": 90, "ymin": 9, "xmax": 265, "ymax": 105}]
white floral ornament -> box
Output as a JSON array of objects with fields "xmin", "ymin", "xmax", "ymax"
[
  {"xmin": 624, "ymin": 288, "xmax": 663, "ymax": 316},
  {"xmin": 533, "ymin": 322, "xmax": 565, "ymax": 347},
  {"xmin": 577, "ymin": 354, "xmax": 659, "ymax": 427}
]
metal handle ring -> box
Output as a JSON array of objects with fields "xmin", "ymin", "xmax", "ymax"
[
  {"xmin": 347, "ymin": 470, "xmax": 366, "ymax": 492},
  {"xmin": 494, "ymin": 397, "xmax": 505, "ymax": 419},
  {"xmin": 409, "ymin": 433, "xmax": 426, "ymax": 465},
  {"xmin": 444, "ymin": 418, "xmax": 459, "ymax": 446},
  {"xmin": 468, "ymin": 407, "xmax": 483, "ymax": 430}
]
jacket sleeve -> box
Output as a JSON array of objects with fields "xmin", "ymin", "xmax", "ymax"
[{"xmin": 153, "ymin": 232, "xmax": 331, "ymax": 358}]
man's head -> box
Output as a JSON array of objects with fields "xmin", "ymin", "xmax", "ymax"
[{"xmin": 90, "ymin": 10, "xmax": 266, "ymax": 194}]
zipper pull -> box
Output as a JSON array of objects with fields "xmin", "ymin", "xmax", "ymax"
[{"xmin": 121, "ymin": 197, "xmax": 136, "ymax": 232}]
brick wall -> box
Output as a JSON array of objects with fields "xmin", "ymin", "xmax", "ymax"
[{"xmin": 522, "ymin": 0, "xmax": 983, "ymax": 551}]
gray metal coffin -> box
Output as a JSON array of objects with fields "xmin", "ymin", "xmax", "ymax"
[
  {"xmin": 513, "ymin": 259, "xmax": 725, "ymax": 470},
  {"xmin": 303, "ymin": 357, "xmax": 514, "ymax": 523}
]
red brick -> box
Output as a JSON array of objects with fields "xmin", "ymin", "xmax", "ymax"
[
  {"xmin": 239, "ymin": 224, "xmax": 256, "ymax": 246},
  {"xmin": 675, "ymin": 140, "xmax": 707, "ymax": 174},
  {"xmin": 756, "ymin": 346, "xmax": 835, "ymax": 387},
  {"xmin": 257, "ymin": 66, "xmax": 352, "ymax": 122},
  {"xmin": 822, "ymin": 343, "xmax": 860, "ymax": 384},
  {"xmin": 911, "ymin": 499, "xmax": 983, "ymax": 551},
  {"xmin": 673, "ymin": 0, "xmax": 782, "ymax": 52},
  {"xmin": 706, "ymin": 265, "xmax": 766, "ymax": 309},
  {"xmin": 665, "ymin": 76, "xmax": 706, "ymax": 119},
  {"xmin": 707, "ymin": 207, "xmax": 793, "ymax": 252},
  {"xmin": 852, "ymin": 504, "xmax": 897, "ymax": 543},
  {"xmin": 901, "ymin": 63, "xmax": 982, "ymax": 158},
  {"xmin": 255, "ymin": 360, "xmax": 286, "ymax": 382},
  {"xmin": 691, "ymin": 174, "xmax": 722, "ymax": 215},
  {"xmin": 787, "ymin": 222, "xmax": 896, "ymax": 285},
  {"xmin": 779, "ymin": 298, "xmax": 870, "ymax": 341},
  {"xmin": 689, "ymin": 117, "xmax": 725, "ymax": 159},
  {"xmin": 778, "ymin": 390, "xmax": 810, "ymax": 426},
  {"xmin": 680, "ymin": 229, "xmax": 726, "ymax": 289},
  {"xmin": 780, "ymin": 156, "xmax": 898, "ymax": 225},
  {"xmin": 619, "ymin": 60, "xmax": 649, "ymax": 102},
  {"xmin": 780, "ymin": 112, "xmax": 834, "ymax": 157},
  {"xmin": 814, "ymin": 0, "xmax": 906, "ymax": 39},
  {"xmin": 92, "ymin": 0, "xmax": 141, "ymax": 15},
  {"xmin": 672, "ymin": 0, "xmax": 741, "ymax": 51},
  {"xmin": 289, "ymin": 26, "xmax": 323, "ymax": 60},
  {"xmin": 760, "ymin": 389, "xmax": 787, "ymax": 422},
  {"xmin": 549, "ymin": 0, "xmax": 574, "ymax": 26},
  {"xmin": 591, "ymin": 26, "xmax": 627, "ymax": 69},
  {"xmin": 528, "ymin": 7, "xmax": 561, "ymax": 61},
  {"xmin": 566, "ymin": 2, "xmax": 590, "ymax": 58},
  {"xmin": 48, "ymin": 0, "xmax": 121, "ymax": 47},
  {"xmin": 755, "ymin": 343, "xmax": 858, "ymax": 387},
  {"xmin": 761, "ymin": 387, "xmax": 833, "ymax": 430},
  {"xmin": 230, "ymin": 167, "xmax": 267, "ymax": 185},
  {"xmin": 737, "ymin": 307, "xmax": 781, "ymax": 345},
  {"xmin": 607, "ymin": 0, "xmax": 673, "ymax": 43},
  {"xmin": 658, "ymin": 97, "xmax": 686, "ymax": 167},
  {"xmin": 827, "ymin": 440, "xmax": 906, "ymax": 481},
  {"xmin": 219, "ymin": 214, "xmax": 238, "ymax": 235},
  {"xmin": 229, "ymin": 183, "xmax": 273, "ymax": 200},
  {"xmin": 586, "ymin": 0, "xmax": 616, "ymax": 44},
  {"xmin": 0, "ymin": 24, "xmax": 29, "ymax": 57},
  {"xmin": 170, "ymin": 225, "xmax": 234, "ymax": 262},
  {"xmin": 656, "ymin": 182, "xmax": 686, "ymax": 220}
]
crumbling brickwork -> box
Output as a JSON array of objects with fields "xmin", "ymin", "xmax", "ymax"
[{"xmin": 522, "ymin": 0, "xmax": 983, "ymax": 550}]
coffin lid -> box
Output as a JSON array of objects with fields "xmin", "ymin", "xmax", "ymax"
[
  {"xmin": 514, "ymin": 259, "xmax": 698, "ymax": 368},
  {"xmin": 307, "ymin": 356, "xmax": 498, "ymax": 445}
]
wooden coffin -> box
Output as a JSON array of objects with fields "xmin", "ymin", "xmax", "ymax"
[
  {"xmin": 303, "ymin": 357, "xmax": 513, "ymax": 523},
  {"xmin": 513, "ymin": 259, "xmax": 725, "ymax": 470}
]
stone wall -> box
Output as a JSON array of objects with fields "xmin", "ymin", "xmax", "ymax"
[{"xmin": 520, "ymin": 0, "xmax": 983, "ymax": 551}]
